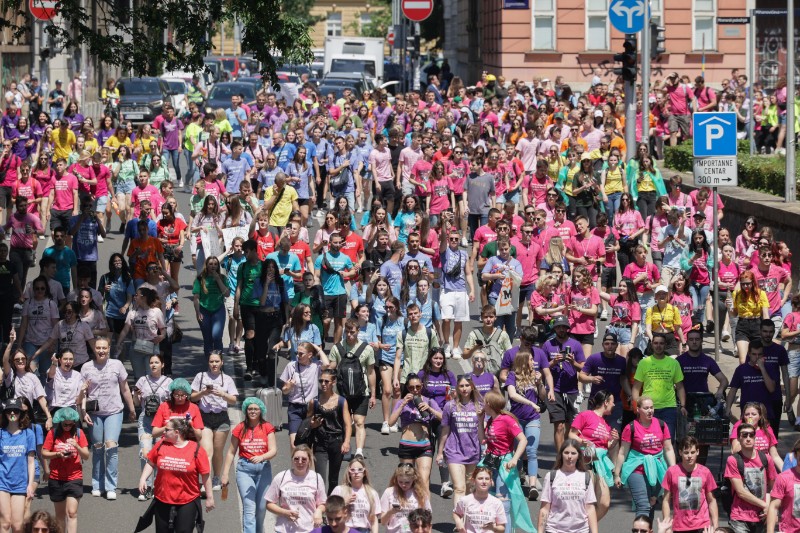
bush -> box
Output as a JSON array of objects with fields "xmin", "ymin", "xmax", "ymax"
[{"xmin": 663, "ymin": 141, "xmax": 798, "ymax": 197}]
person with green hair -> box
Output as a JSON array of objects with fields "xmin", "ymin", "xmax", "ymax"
[
  {"xmin": 42, "ymin": 406, "xmax": 89, "ymax": 533},
  {"xmin": 220, "ymin": 397, "xmax": 277, "ymax": 533},
  {"xmin": 151, "ymin": 378, "xmax": 204, "ymax": 442}
]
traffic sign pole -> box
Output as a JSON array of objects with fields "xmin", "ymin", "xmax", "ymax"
[
  {"xmin": 623, "ymin": 34, "xmax": 637, "ymax": 161},
  {"xmin": 641, "ymin": 3, "xmax": 650, "ymax": 151},
  {"xmin": 787, "ymin": 0, "xmax": 796, "ymax": 202},
  {"xmin": 748, "ymin": 10, "xmax": 755, "ymax": 156},
  {"xmin": 713, "ymin": 190, "xmax": 719, "ymax": 361}
]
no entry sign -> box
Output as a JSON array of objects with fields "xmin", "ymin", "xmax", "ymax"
[
  {"xmin": 402, "ymin": 0, "xmax": 433, "ymax": 22},
  {"xmin": 29, "ymin": 0, "xmax": 57, "ymax": 20}
]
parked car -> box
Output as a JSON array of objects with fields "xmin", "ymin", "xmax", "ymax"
[
  {"xmin": 116, "ymin": 77, "xmax": 171, "ymax": 125},
  {"xmin": 203, "ymin": 58, "xmax": 223, "ymax": 83},
  {"xmin": 316, "ymin": 84, "xmax": 360, "ymax": 101},
  {"xmin": 215, "ymin": 56, "xmax": 241, "ymax": 79},
  {"xmin": 204, "ymin": 82, "xmax": 258, "ymax": 114},
  {"xmin": 160, "ymin": 77, "xmax": 189, "ymax": 113}
]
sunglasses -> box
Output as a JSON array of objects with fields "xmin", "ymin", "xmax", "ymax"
[{"xmin": 739, "ymin": 432, "xmax": 755, "ymax": 439}]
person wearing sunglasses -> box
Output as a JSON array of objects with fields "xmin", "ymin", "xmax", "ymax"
[
  {"xmin": 330, "ymin": 458, "xmax": 380, "ymax": 533},
  {"xmin": 631, "ymin": 514, "xmax": 674, "ymax": 533},
  {"xmin": 723, "ymin": 422, "xmax": 776, "ymax": 533},
  {"xmin": 0, "ymin": 398, "xmax": 36, "ymax": 532},
  {"xmin": 767, "ymin": 437, "xmax": 800, "ymax": 533},
  {"xmin": 661, "ymin": 436, "xmax": 719, "ymax": 532},
  {"xmin": 752, "ymin": 244, "xmax": 792, "ymax": 334}
]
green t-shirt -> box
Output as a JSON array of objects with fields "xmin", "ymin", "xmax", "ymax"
[
  {"xmin": 396, "ymin": 326, "xmax": 440, "ymax": 381},
  {"xmin": 633, "ymin": 355, "xmax": 684, "ymax": 409},
  {"xmin": 236, "ymin": 261, "xmax": 263, "ymax": 307},
  {"xmin": 192, "ymin": 277, "xmax": 225, "ymax": 312},
  {"xmin": 190, "ymin": 193, "xmax": 206, "ymax": 216},
  {"xmin": 480, "ymin": 241, "xmax": 517, "ymax": 259},
  {"xmin": 184, "ymin": 122, "xmax": 203, "ymax": 151},
  {"xmin": 329, "ymin": 340, "xmax": 376, "ymax": 396}
]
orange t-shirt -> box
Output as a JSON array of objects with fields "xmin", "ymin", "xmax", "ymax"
[{"xmin": 128, "ymin": 237, "xmax": 164, "ymax": 279}]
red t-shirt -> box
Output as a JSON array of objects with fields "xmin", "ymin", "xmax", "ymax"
[
  {"xmin": 151, "ymin": 401, "xmax": 205, "ymax": 431},
  {"xmin": 339, "ymin": 232, "xmax": 364, "ymax": 281},
  {"xmin": 43, "ymin": 428, "xmax": 89, "ymax": 481},
  {"xmin": 485, "ymin": 413, "xmax": 522, "ymax": 457},
  {"xmin": 289, "ymin": 240, "xmax": 312, "ymax": 273},
  {"xmin": 232, "ymin": 421, "xmax": 276, "ymax": 461},
  {"xmin": 157, "ymin": 218, "xmax": 187, "ymax": 246},
  {"xmin": 252, "ymin": 231, "xmax": 276, "ymax": 261},
  {"xmin": 148, "ymin": 441, "xmax": 210, "ymax": 505}
]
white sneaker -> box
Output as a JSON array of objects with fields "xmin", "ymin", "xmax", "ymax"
[
  {"xmin": 91, "ymin": 490, "xmax": 102, "ymax": 497},
  {"xmin": 440, "ymin": 481, "xmax": 454, "ymax": 498},
  {"xmin": 329, "ymin": 199, "xmax": 334, "ymax": 210},
  {"xmin": 721, "ymin": 330, "xmax": 731, "ymax": 342},
  {"xmin": 106, "ymin": 491, "xmax": 117, "ymax": 500},
  {"xmin": 357, "ymin": 205, "xmax": 364, "ymax": 213},
  {"xmin": 600, "ymin": 308, "xmax": 608, "ymax": 320},
  {"xmin": 451, "ymin": 348, "xmax": 463, "ymax": 360},
  {"xmin": 444, "ymin": 344, "xmax": 452, "ymax": 358},
  {"xmin": 461, "ymin": 237, "xmax": 468, "ymax": 248},
  {"xmin": 390, "ymin": 423, "xmax": 399, "ymax": 433},
  {"xmin": 212, "ymin": 476, "xmax": 221, "ymax": 491},
  {"xmin": 98, "ymin": 235, "xmax": 104, "ymax": 243},
  {"xmin": 381, "ymin": 422, "xmax": 390, "ymax": 435},
  {"xmin": 138, "ymin": 492, "xmax": 147, "ymax": 502}
]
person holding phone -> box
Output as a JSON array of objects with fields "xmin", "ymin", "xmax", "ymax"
[{"xmin": 307, "ymin": 368, "xmax": 351, "ymax": 494}]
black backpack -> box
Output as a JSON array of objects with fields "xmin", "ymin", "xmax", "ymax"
[
  {"xmin": 717, "ymin": 450, "xmax": 768, "ymax": 515},
  {"xmin": 335, "ymin": 342, "xmax": 369, "ymax": 397}
]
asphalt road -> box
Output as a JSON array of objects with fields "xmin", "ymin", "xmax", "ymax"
[{"xmin": 26, "ymin": 162, "xmax": 791, "ymax": 532}]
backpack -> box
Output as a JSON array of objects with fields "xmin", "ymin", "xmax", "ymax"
[
  {"xmin": 335, "ymin": 342, "xmax": 369, "ymax": 397},
  {"xmin": 717, "ymin": 450, "xmax": 769, "ymax": 515},
  {"xmin": 144, "ymin": 377, "xmax": 166, "ymax": 417}
]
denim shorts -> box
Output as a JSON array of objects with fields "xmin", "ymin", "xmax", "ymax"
[
  {"xmin": 116, "ymin": 180, "xmax": 135, "ymax": 195},
  {"xmin": 607, "ymin": 324, "xmax": 632, "ymax": 345},
  {"xmin": 789, "ymin": 349, "xmax": 800, "ymax": 378}
]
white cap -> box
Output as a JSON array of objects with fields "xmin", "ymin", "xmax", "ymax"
[{"xmin": 654, "ymin": 285, "xmax": 669, "ymax": 294}]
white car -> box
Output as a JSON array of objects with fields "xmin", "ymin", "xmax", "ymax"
[{"xmin": 161, "ymin": 78, "xmax": 189, "ymax": 115}]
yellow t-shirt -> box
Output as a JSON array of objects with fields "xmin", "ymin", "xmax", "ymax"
[
  {"xmin": 84, "ymin": 138, "xmax": 99, "ymax": 155},
  {"xmin": 263, "ymin": 185, "xmax": 298, "ymax": 227},
  {"xmin": 733, "ymin": 289, "xmax": 769, "ymax": 319},
  {"xmin": 50, "ymin": 128, "xmax": 76, "ymax": 161},
  {"xmin": 135, "ymin": 134, "xmax": 157, "ymax": 163},
  {"xmin": 604, "ymin": 167, "xmax": 624, "ymax": 194},
  {"xmin": 638, "ymin": 171, "xmax": 656, "ymax": 193},
  {"xmin": 103, "ymin": 135, "xmax": 132, "ymax": 155},
  {"xmin": 563, "ymin": 165, "xmax": 580, "ymax": 196},
  {"xmin": 645, "ymin": 303, "xmax": 682, "ymax": 333}
]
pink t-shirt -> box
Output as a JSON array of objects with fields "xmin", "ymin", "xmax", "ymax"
[
  {"xmin": 670, "ymin": 293, "xmax": 694, "ymax": 335},
  {"xmin": 536, "ymin": 201, "xmax": 556, "ymax": 222},
  {"xmin": 729, "ymin": 420, "xmax": 778, "ymax": 452},
  {"xmin": 752, "ymin": 264, "xmax": 789, "ymax": 316},
  {"xmin": 92, "ymin": 164, "xmax": 111, "ymax": 196},
  {"xmin": 12, "ymin": 179, "xmax": 42, "ymax": 213},
  {"xmin": 410, "ymin": 159, "xmax": 433, "ymax": 185},
  {"xmin": 718, "ymin": 260, "xmax": 740, "ymax": 291},
  {"xmin": 131, "ymin": 184, "xmax": 160, "ymax": 218},
  {"xmin": 368, "ymin": 147, "xmax": 393, "ymax": 182},
  {"xmin": 427, "ymin": 178, "xmax": 450, "ymax": 215},
  {"xmin": 200, "ymin": 178, "xmax": 226, "ymax": 202},
  {"xmin": 592, "ymin": 225, "xmax": 620, "ymax": 268},
  {"xmin": 784, "ymin": 312, "xmax": 800, "ymax": 346},
  {"xmin": 473, "ymin": 225, "xmax": 497, "ymax": 254},
  {"xmin": 689, "ymin": 189, "xmax": 725, "ymax": 210},
  {"xmin": 769, "ymin": 469, "xmax": 800, "ymax": 533},
  {"xmin": 530, "ymin": 290, "xmax": 560, "ymax": 322},
  {"xmin": 398, "ymin": 147, "xmax": 422, "ymax": 182},
  {"xmin": 4, "ymin": 212, "xmax": 42, "ymax": 249},
  {"xmin": 646, "ymin": 214, "xmax": 669, "ymax": 253},
  {"xmin": 524, "ymin": 174, "xmax": 553, "ymax": 207},
  {"xmin": 662, "ymin": 464, "xmax": 717, "ymax": 531},
  {"xmin": 568, "ymin": 286, "xmax": 601, "ymax": 335},
  {"xmin": 453, "ymin": 493, "xmax": 507, "ymax": 533},
  {"xmin": 622, "ymin": 418, "xmax": 670, "ymax": 475},
  {"xmin": 515, "ymin": 137, "xmax": 541, "ymax": 172},
  {"xmin": 445, "ymin": 159, "xmax": 470, "ymax": 195},
  {"xmin": 543, "ymin": 219, "xmax": 576, "ymax": 242},
  {"xmin": 724, "ymin": 452, "xmax": 776, "ymax": 523},
  {"xmin": 51, "ymin": 173, "xmax": 78, "ymax": 211},
  {"xmin": 70, "ymin": 163, "xmax": 96, "ymax": 195},
  {"xmin": 485, "ymin": 413, "xmax": 522, "ymax": 456},
  {"xmin": 622, "ymin": 261, "xmax": 660, "ymax": 294},
  {"xmin": 380, "ymin": 488, "xmax": 432, "ymax": 533},
  {"xmin": 614, "ymin": 209, "xmax": 644, "ymax": 237},
  {"xmin": 541, "ymin": 469, "xmax": 597, "ymax": 533},
  {"xmin": 572, "ymin": 410, "xmax": 612, "ymax": 449},
  {"xmin": 330, "ymin": 485, "xmax": 381, "ymax": 530},
  {"xmin": 609, "ymin": 295, "xmax": 642, "ymax": 326},
  {"xmin": 567, "ymin": 235, "xmax": 605, "ymax": 280},
  {"xmin": 511, "ymin": 237, "xmax": 543, "ymax": 287},
  {"xmin": 264, "ymin": 470, "xmax": 327, "ymax": 533},
  {"xmin": 689, "ymin": 250, "xmax": 710, "ymax": 285}
]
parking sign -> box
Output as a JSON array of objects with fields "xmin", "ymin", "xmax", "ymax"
[{"xmin": 693, "ymin": 112, "xmax": 738, "ymax": 157}]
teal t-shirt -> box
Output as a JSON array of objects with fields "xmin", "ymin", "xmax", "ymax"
[{"xmin": 313, "ymin": 251, "xmax": 352, "ymax": 296}]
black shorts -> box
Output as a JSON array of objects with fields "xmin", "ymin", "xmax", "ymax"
[
  {"xmin": 240, "ymin": 305, "xmax": 259, "ymax": 332},
  {"xmin": 48, "ymin": 479, "xmax": 83, "ymax": 502},
  {"xmin": 453, "ymin": 193, "xmax": 463, "ymax": 203},
  {"xmin": 0, "ymin": 186, "xmax": 12, "ymax": 209},
  {"xmin": 50, "ymin": 209, "xmax": 72, "ymax": 232},
  {"xmin": 324, "ymin": 294, "xmax": 348, "ymax": 319},
  {"xmin": 571, "ymin": 333, "xmax": 594, "ymax": 346},
  {"xmin": 378, "ymin": 180, "xmax": 396, "ymax": 201},
  {"xmin": 600, "ymin": 267, "xmax": 617, "ymax": 289},
  {"xmin": 735, "ymin": 317, "xmax": 762, "ymax": 343},
  {"xmin": 201, "ymin": 410, "xmax": 231, "ymax": 432},
  {"xmin": 163, "ymin": 244, "xmax": 184, "ymax": 263},
  {"xmin": 346, "ymin": 395, "xmax": 369, "ymax": 417},
  {"xmin": 518, "ymin": 284, "xmax": 535, "ymax": 307},
  {"xmin": 287, "ymin": 403, "xmax": 308, "ymax": 434},
  {"xmin": 297, "ymin": 198, "xmax": 310, "ymax": 206},
  {"xmin": 548, "ymin": 392, "xmax": 579, "ymax": 424},
  {"xmin": 398, "ymin": 440, "xmax": 433, "ymax": 460}
]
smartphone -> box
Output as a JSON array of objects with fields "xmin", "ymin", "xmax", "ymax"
[
  {"xmin": 392, "ymin": 503, "xmax": 401, "ymax": 509},
  {"xmin": 206, "ymin": 385, "xmax": 214, "ymax": 391}
]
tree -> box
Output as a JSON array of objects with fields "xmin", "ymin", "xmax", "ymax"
[
  {"xmin": 351, "ymin": 0, "xmax": 390, "ymax": 39},
  {"xmin": 4, "ymin": 0, "xmax": 314, "ymax": 86}
]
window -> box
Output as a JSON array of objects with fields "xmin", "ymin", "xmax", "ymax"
[
  {"xmin": 586, "ymin": 0, "xmax": 608, "ymax": 51},
  {"xmin": 531, "ymin": 0, "xmax": 556, "ymax": 50},
  {"xmin": 650, "ymin": 0, "xmax": 663, "ymax": 24},
  {"xmin": 693, "ymin": 0, "xmax": 715, "ymax": 50},
  {"xmin": 360, "ymin": 12, "xmax": 371, "ymax": 31},
  {"xmin": 326, "ymin": 13, "xmax": 342, "ymax": 37}
]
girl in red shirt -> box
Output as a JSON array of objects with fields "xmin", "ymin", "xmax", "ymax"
[
  {"xmin": 156, "ymin": 202, "xmax": 186, "ymax": 285},
  {"xmin": 42, "ymin": 407, "xmax": 89, "ymax": 533},
  {"xmin": 221, "ymin": 397, "xmax": 277, "ymax": 533}
]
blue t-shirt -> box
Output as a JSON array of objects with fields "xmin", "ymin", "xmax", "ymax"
[
  {"xmin": 400, "ymin": 251, "xmax": 433, "ymax": 272},
  {"xmin": 220, "ymin": 156, "xmax": 252, "ymax": 193},
  {"xmin": 287, "ymin": 161, "xmax": 313, "ymax": 199},
  {"xmin": 282, "ymin": 324, "xmax": 322, "ymax": 359},
  {"xmin": 256, "ymin": 281, "xmax": 288, "ymax": 309},
  {"xmin": 413, "ymin": 296, "xmax": 440, "ymax": 328},
  {"xmin": 102, "ymin": 273, "xmax": 135, "ymax": 319},
  {"xmin": 266, "ymin": 251, "xmax": 301, "ymax": 299},
  {"xmin": 394, "ymin": 211, "xmax": 417, "ymax": 244},
  {"xmin": 69, "ymin": 215, "xmax": 100, "ymax": 261},
  {"xmin": 349, "ymin": 282, "xmax": 369, "ymax": 307},
  {"xmin": 379, "ymin": 260, "xmax": 403, "ymax": 299},
  {"xmin": 42, "ymin": 246, "xmax": 77, "ymax": 292},
  {"xmin": 0, "ymin": 428, "xmax": 36, "ymax": 493},
  {"xmin": 221, "ymin": 254, "xmax": 246, "ymax": 292},
  {"xmin": 358, "ymin": 322, "xmax": 378, "ymax": 345},
  {"xmin": 272, "ymin": 143, "xmax": 297, "ymax": 171},
  {"xmin": 482, "ymin": 256, "xmax": 523, "ymax": 302},
  {"xmin": 124, "ymin": 217, "xmax": 158, "ymax": 239},
  {"xmin": 313, "ymin": 252, "xmax": 352, "ymax": 296},
  {"xmin": 379, "ymin": 317, "xmax": 405, "ymax": 364},
  {"xmin": 225, "ymin": 107, "xmax": 247, "ymax": 138}
]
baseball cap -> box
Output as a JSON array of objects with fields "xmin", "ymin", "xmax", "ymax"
[
  {"xmin": 692, "ymin": 211, "xmax": 706, "ymax": 218},
  {"xmin": 581, "ymin": 153, "xmax": 592, "ymax": 161},
  {"xmin": 654, "ymin": 285, "xmax": 669, "ymax": 294},
  {"xmin": 552, "ymin": 316, "xmax": 571, "ymax": 328},
  {"xmin": 668, "ymin": 72, "xmax": 679, "ymax": 79},
  {"xmin": 603, "ymin": 332, "xmax": 619, "ymax": 343},
  {"xmin": 554, "ymin": 112, "xmax": 564, "ymax": 120},
  {"xmin": 486, "ymin": 74, "xmax": 497, "ymax": 82},
  {"xmin": 3, "ymin": 399, "xmax": 21, "ymax": 412},
  {"xmin": 55, "ymin": 79, "xmax": 62, "ymax": 84},
  {"xmin": 593, "ymin": 109, "xmax": 603, "ymax": 117}
]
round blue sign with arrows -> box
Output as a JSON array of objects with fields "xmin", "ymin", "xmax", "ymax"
[{"xmin": 609, "ymin": 0, "xmax": 650, "ymax": 33}]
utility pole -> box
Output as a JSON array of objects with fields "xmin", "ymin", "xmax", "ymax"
[
  {"xmin": 641, "ymin": 18, "xmax": 650, "ymax": 150},
  {"xmin": 749, "ymin": 9, "xmax": 756, "ymax": 155},
  {"xmin": 787, "ymin": 0, "xmax": 796, "ymax": 202}
]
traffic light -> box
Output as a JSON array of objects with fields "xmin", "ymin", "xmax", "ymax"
[
  {"xmin": 650, "ymin": 23, "xmax": 666, "ymax": 61},
  {"xmin": 613, "ymin": 37, "xmax": 637, "ymax": 83}
]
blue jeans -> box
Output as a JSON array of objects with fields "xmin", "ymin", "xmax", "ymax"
[
  {"xmin": 90, "ymin": 412, "xmax": 124, "ymax": 492},
  {"xmin": 605, "ymin": 192, "xmax": 622, "ymax": 225},
  {"xmin": 23, "ymin": 341, "xmax": 49, "ymax": 385},
  {"xmin": 627, "ymin": 471, "xmax": 660, "ymax": 520},
  {"xmin": 137, "ymin": 411, "xmax": 155, "ymax": 487},
  {"xmin": 492, "ymin": 309, "xmax": 517, "ymax": 340},
  {"xmin": 523, "ymin": 419, "xmax": 541, "ymax": 479},
  {"xmin": 690, "ymin": 282, "xmax": 710, "ymax": 323},
  {"xmin": 654, "ymin": 407, "xmax": 677, "ymax": 445},
  {"xmin": 163, "ymin": 148, "xmax": 182, "ymax": 182},
  {"xmin": 183, "ymin": 148, "xmax": 199, "ymax": 186},
  {"xmin": 199, "ymin": 305, "xmax": 226, "ymax": 355},
  {"xmin": 50, "ymin": 107, "xmax": 64, "ymax": 121},
  {"xmin": 236, "ymin": 458, "xmax": 272, "ymax": 533}
]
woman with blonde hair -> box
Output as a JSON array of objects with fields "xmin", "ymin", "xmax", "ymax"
[
  {"xmin": 331, "ymin": 458, "xmax": 381, "ymax": 533},
  {"xmin": 265, "ymin": 444, "xmax": 326, "ymax": 531},
  {"xmin": 540, "ymin": 236, "xmax": 569, "ymax": 276},
  {"xmin": 379, "ymin": 464, "xmax": 431, "ymax": 533},
  {"xmin": 506, "ymin": 350, "xmax": 544, "ymax": 501}
]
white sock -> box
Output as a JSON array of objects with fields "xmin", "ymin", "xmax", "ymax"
[{"xmin": 356, "ymin": 448, "xmax": 363, "ymax": 456}]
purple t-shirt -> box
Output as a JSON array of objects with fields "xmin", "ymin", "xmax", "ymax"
[
  {"xmin": 418, "ymin": 369, "xmax": 456, "ymax": 410},
  {"xmin": 506, "ymin": 371, "xmax": 540, "ymax": 423},
  {"xmin": 542, "ymin": 336, "xmax": 586, "ymax": 394},
  {"xmin": 676, "ymin": 352, "xmax": 721, "ymax": 394},
  {"xmin": 730, "ymin": 363, "xmax": 776, "ymax": 417},
  {"xmin": 501, "ymin": 345, "xmax": 550, "ymax": 373},
  {"xmin": 762, "ymin": 342, "xmax": 789, "ymax": 401},
  {"xmin": 393, "ymin": 398, "xmax": 441, "ymax": 429},
  {"xmin": 441, "ymin": 400, "xmax": 481, "ymax": 464},
  {"xmin": 158, "ymin": 118, "xmax": 183, "ymax": 150},
  {"xmin": 582, "ymin": 352, "xmax": 627, "ymax": 399},
  {"xmin": 468, "ymin": 371, "xmax": 495, "ymax": 397},
  {"xmin": 81, "ymin": 359, "xmax": 128, "ymax": 416}
]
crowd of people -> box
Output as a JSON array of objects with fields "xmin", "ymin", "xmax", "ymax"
[{"xmin": 0, "ymin": 63, "xmax": 797, "ymax": 533}]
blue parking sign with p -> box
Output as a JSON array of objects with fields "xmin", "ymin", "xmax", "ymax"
[{"xmin": 693, "ymin": 112, "xmax": 738, "ymax": 157}]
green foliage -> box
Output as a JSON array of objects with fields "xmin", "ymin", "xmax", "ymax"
[
  {"xmin": 0, "ymin": 0, "xmax": 313, "ymax": 88},
  {"xmin": 663, "ymin": 141, "xmax": 798, "ymax": 197},
  {"xmin": 280, "ymin": 0, "xmax": 324, "ymax": 28}
]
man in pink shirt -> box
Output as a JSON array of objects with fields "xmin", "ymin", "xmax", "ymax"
[
  {"xmin": 565, "ymin": 216, "xmax": 605, "ymax": 281},
  {"xmin": 369, "ymin": 134, "xmax": 396, "ymax": 214},
  {"xmin": 512, "ymin": 221, "xmax": 544, "ymax": 331},
  {"xmin": 522, "ymin": 160, "xmax": 553, "ymax": 208},
  {"xmin": 543, "ymin": 202, "xmax": 576, "ymax": 242},
  {"xmin": 514, "ymin": 123, "xmax": 541, "ymax": 173},
  {"xmin": 397, "ymin": 132, "xmax": 422, "ymax": 196},
  {"xmin": 478, "ymin": 101, "xmax": 499, "ymax": 135},
  {"xmin": 4, "ymin": 196, "xmax": 43, "ymax": 282},
  {"xmin": 664, "ymin": 72, "xmax": 694, "ymax": 146},
  {"xmin": 47, "ymin": 158, "xmax": 79, "ymax": 242},
  {"xmin": 130, "ymin": 169, "xmax": 160, "ymax": 219},
  {"xmin": 693, "ymin": 76, "xmax": 717, "ymax": 112},
  {"xmin": 752, "ymin": 245, "xmax": 791, "ymax": 322}
]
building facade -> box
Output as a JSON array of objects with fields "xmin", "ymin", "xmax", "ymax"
[{"xmin": 309, "ymin": 0, "xmax": 384, "ymax": 50}]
